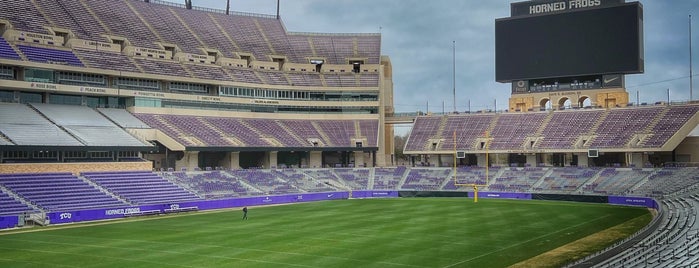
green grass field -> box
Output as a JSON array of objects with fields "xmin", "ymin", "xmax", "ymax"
[{"xmin": 0, "ymin": 198, "xmax": 651, "ymax": 268}]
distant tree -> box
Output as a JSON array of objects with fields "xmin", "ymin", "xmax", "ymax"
[{"xmin": 394, "ymin": 134, "xmax": 408, "ymax": 163}]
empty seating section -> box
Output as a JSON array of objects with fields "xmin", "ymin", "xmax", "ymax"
[
  {"xmin": 0, "ymin": 103, "xmax": 82, "ymax": 146},
  {"xmin": 643, "ymin": 105, "xmax": 699, "ymax": 147},
  {"xmin": 162, "ymin": 171, "xmax": 261, "ymax": 199},
  {"xmin": 30, "ymin": 103, "xmax": 149, "ymax": 147},
  {"xmin": 539, "ymin": 110, "xmax": 603, "ymax": 149},
  {"xmin": 245, "ymin": 119, "xmax": 304, "ymax": 146},
  {"xmin": 635, "ymin": 167, "xmax": 699, "ymax": 196},
  {"xmin": 133, "ymin": 58, "xmax": 189, "ymax": 77},
  {"xmin": 489, "ymin": 167, "xmax": 545, "ymax": 192},
  {"xmin": 333, "ymin": 168, "xmax": 370, "ymax": 189},
  {"xmin": 440, "ymin": 114, "xmax": 494, "ymax": 151},
  {"xmin": 97, "ymin": 108, "xmax": 151, "ymax": 129},
  {"xmin": 0, "ymin": 0, "xmax": 50, "ymax": 34},
  {"xmin": 172, "ymin": 8, "xmax": 238, "ymax": 58},
  {"xmin": 83, "ymin": 171, "xmax": 201, "ymax": 204},
  {"xmin": 373, "ymin": 167, "xmax": 406, "ymax": 190},
  {"xmin": 590, "ymin": 107, "xmax": 663, "ymax": 148},
  {"xmin": 583, "ymin": 168, "xmax": 650, "ymax": 195},
  {"xmin": 0, "ymin": 190, "xmax": 34, "ymax": 216},
  {"xmin": 129, "ymin": 0, "xmax": 203, "ymax": 54},
  {"xmin": 406, "ymin": 105, "xmax": 699, "ymax": 151},
  {"xmin": 0, "ymin": 173, "xmax": 126, "ymax": 211},
  {"xmin": 37, "ymin": 0, "xmax": 106, "ymax": 39},
  {"xmin": 274, "ymin": 169, "xmax": 337, "ymax": 193},
  {"xmin": 206, "ymin": 117, "xmax": 269, "ymax": 147},
  {"xmin": 402, "ymin": 168, "xmax": 451, "ymax": 190},
  {"xmin": 325, "ymin": 74, "xmax": 358, "ymax": 87},
  {"xmin": 135, "ymin": 113, "xmax": 378, "ymax": 148},
  {"xmin": 359, "ymin": 120, "xmax": 379, "ymax": 147},
  {"xmin": 282, "ymin": 120, "xmax": 324, "ymax": 146},
  {"xmin": 73, "ymin": 49, "xmax": 139, "ymax": 73},
  {"xmin": 0, "ymin": 37, "xmax": 21, "ymax": 60},
  {"xmin": 490, "ymin": 113, "xmax": 547, "ymax": 150},
  {"xmin": 226, "ymin": 67, "xmax": 264, "ymax": 84},
  {"xmin": 1, "ymin": 167, "xmax": 699, "ymax": 216},
  {"xmin": 226, "ymin": 169, "xmax": 297, "ymax": 195},
  {"xmin": 212, "ymin": 14, "xmax": 271, "ymax": 61},
  {"xmin": 286, "ymin": 72, "xmax": 323, "ymax": 87},
  {"xmin": 406, "ymin": 116, "xmax": 442, "ymax": 151},
  {"xmin": 185, "ymin": 64, "xmax": 231, "ymax": 81},
  {"xmin": 316, "ymin": 120, "xmax": 355, "ymax": 147},
  {"xmin": 536, "ymin": 168, "xmax": 597, "ymax": 193},
  {"xmin": 257, "ymin": 71, "xmax": 290, "ymax": 86},
  {"xmin": 17, "ymin": 45, "xmax": 83, "ymax": 67},
  {"xmin": 86, "ymin": 0, "xmax": 159, "ymax": 49},
  {"xmin": 1, "ymin": 0, "xmax": 384, "ymax": 87}
]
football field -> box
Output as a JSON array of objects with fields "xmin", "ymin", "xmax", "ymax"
[{"xmin": 0, "ymin": 198, "xmax": 651, "ymax": 268}]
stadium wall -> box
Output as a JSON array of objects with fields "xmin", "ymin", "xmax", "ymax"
[{"xmin": 0, "ymin": 162, "xmax": 152, "ymax": 175}]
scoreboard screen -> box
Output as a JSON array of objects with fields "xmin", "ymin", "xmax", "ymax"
[{"xmin": 495, "ymin": 2, "xmax": 643, "ymax": 82}]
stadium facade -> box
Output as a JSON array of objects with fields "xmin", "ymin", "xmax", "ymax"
[{"xmin": 0, "ymin": 0, "xmax": 395, "ymax": 171}]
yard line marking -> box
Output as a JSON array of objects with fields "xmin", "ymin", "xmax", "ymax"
[
  {"xmin": 0, "ymin": 246, "xmax": 196, "ymax": 268},
  {"xmin": 0, "ymin": 257, "xmax": 79, "ymax": 267},
  {"xmin": 441, "ymin": 214, "xmax": 613, "ymax": 268}
]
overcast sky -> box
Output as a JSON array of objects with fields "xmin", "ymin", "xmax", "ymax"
[{"xmin": 164, "ymin": 0, "xmax": 698, "ymax": 114}]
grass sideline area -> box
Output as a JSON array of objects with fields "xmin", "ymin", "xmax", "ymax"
[{"xmin": 0, "ymin": 198, "xmax": 650, "ymax": 267}]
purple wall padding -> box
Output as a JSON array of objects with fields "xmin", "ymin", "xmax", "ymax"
[
  {"xmin": 0, "ymin": 216, "xmax": 19, "ymax": 229},
  {"xmin": 46, "ymin": 192, "xmax": 351, "ymax": 225},
  {"xmin": 608, "ymin": 196, "xmax": 658, "ymax": 209},
  {"xmin": 467, "ymin": 192, "xmax": 532, "ymax": 199},
  {"xmin": 351, "ymin": 190, "xmax": 399, "ymax": 198}
]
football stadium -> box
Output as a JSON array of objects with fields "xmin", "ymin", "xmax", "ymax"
[{"xmin": 0, "ymin": 0, "xmax": 697, "ymax": 267}]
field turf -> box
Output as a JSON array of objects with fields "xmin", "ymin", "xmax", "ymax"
[{"xmin": 0, "ymin": 198, "xmax": 650, "ymax": 268}]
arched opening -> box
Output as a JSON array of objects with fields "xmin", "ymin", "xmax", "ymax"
[
  {"xmin": 539, "ymin": 98, "xmax": 551, "ymax": 111},
  {"xmin": 558, "ymin": 97, "xmax": 571, "ymax": 110},
  {"xmin": 578, "ymin": 96, "xmax": 592, "ymax": 108}
]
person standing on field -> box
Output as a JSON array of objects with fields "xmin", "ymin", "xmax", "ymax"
[{"xmin": 242, "ymin": 206, "xmax": 248, "ymax": 220}]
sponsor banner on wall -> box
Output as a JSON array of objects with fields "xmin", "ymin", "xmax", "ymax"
[
  {"xmin": 351, "ymin": 190, "xmax": 399, "ymax": 198},
  {"xmin": 608, "ymin": 196, "xmax": 658, "ymax": 209},
  {"xmin": 467, "ymin": 192, "xmax": 533, "ymax": 199}
]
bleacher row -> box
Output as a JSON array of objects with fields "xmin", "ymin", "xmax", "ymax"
[
  {"xmin": 0, "ymin": 102, "xmax": 150, "ymax": 147},
  {"xmin": 135, "ymin": 113, "xmax": 379, "ymax": 148},
  {"xmin": 407, "ymin": 105, "xmax": 699, "ymax": 151},
  {"xmin": 3, "ymin": 166, "xmax": 698, "ymax": 216},
  {"xmin": 593, "ymin": 191, "xmax": 699, "ymax": 267},
  {"xmin": 0, "ymin": 0, "xmax": 382, "ymax": 87}
]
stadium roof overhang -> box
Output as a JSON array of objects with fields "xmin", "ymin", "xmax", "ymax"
[
  {"xmin": 0, "ymin": 145, "xmax": 157, "ymax": 152},
  {"xmin": 186, "ymin": 146, "xmax": 379, "ymax": 152}
]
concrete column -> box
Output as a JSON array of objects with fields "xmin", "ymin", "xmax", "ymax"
[
  {"xmin": 266, "ymin": 151, "xmax": 278, "ymax": 169},
  {"xmin": 627, "ymin": 152, "xmax": 643, "ymax": 168},
  {"xmin": 227, "ymin": 152, "xmax": 240, "ymax": 169},
  {"xmin": 354, "ymin": 151, "xmax": 365, "ymax": 167},
  {"xmin": 576, "ymin": 153, "xmax": 589, "ymax": 167},
  {"xmin": 310, "ymin": 151, "xmax": 322, "ymax": 168},
  {"xmin": 526, "ymin": 154, "xmax": 537, "ymax": 167},
  {"xmin": 477, "ymin": 154, "xmax": 487, "ymax": 167},
  {"xmin": 175, "ymin": 151, "xmax": 199, "ymax": 171}
]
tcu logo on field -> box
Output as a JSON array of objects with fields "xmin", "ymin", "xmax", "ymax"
[
  {"xmin": 170, "ymin": 204, "xmax": 180, "ymax": 210},
  {"xmin": 59, "ymin": 213, "xmax": 72, "ymax": 220}
]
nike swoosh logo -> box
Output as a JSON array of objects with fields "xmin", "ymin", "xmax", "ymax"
[{"xmin": 604, "ymin": 76, "xmax": 619, "ymax": 84}]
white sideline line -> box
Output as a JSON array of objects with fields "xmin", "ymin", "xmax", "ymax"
[{"xmin": 441, "ymin": 214, "xmax": 613, "ymax": 268}]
